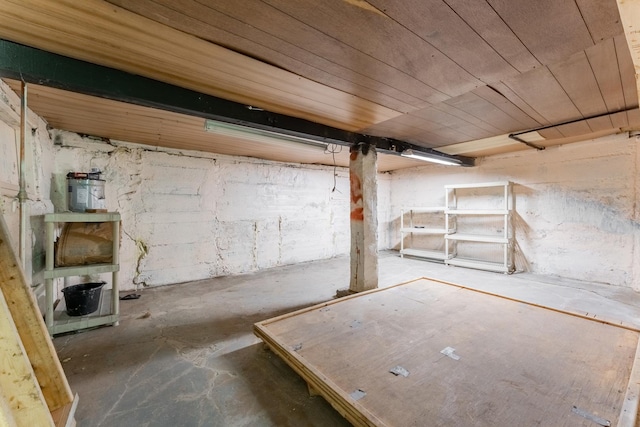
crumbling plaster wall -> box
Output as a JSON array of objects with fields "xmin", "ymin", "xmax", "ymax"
[
  {"xmin": 0, "ymin": 80, "xmax": 55, "ymax": 288},
  {"xmin": 0, "ymin": 76, "xmax": 393, "ymax": 293},
  {"xmin": 389, "ymin": 133, "xmax": 640, "ymax": 291},
  {"xmin": 51, "ymin": 131, "xmax": 391, "ymax": 290}
]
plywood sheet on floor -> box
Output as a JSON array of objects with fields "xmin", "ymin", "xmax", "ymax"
[{"xmin": 254, "ymin": 278, "xmax": 639, "ymax": 427}]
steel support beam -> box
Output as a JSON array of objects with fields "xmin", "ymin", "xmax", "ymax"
[{"xmin": 0, "ymin": 39, "xmax": 474, "ymax": 166}]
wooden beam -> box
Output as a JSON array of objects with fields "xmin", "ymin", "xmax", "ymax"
[
  {"xmin": 349, "ymin": 145, "xmax": 378, "ymax": 293},
  {"xmin": 618, "ymin": 0, "xmax": 640, "ymax": 108},
  {"xmin": 50, "ymin": 394, "xmax": 78, "ymax": 427},
  {"xmin": 0, "ymin": 215, "xmax": 73, "ymax": 411},
  {"xmin": 0, "ymin": 391, "xmax": 17, "ymax": 427},
  {"xmin": 0, "ymin": 281, "xmax": 53, "ymax": 426}
]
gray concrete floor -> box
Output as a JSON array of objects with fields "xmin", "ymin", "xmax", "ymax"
[{"xmin": 54, "ymin": 251, "xmax": 640, "ymax": 426}]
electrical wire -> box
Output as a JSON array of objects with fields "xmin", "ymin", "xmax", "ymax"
[{"xmin": 324, "ymin": 143, "xmax": 342, "ymax": 193}]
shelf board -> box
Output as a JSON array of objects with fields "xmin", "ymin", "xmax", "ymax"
[
  {"xmin": 444, "ymin": 181, "xmax": 510, "ymax": 189},
  {"xmin": 400, "ymin": 248, "xmax": 450, "ymax": 260},
  {"xmin": 50, "ymin": 288, "xmax": 117, "ymax": 335},
  {"xmin": 45, "ymin": 263, "xmax": 119, "ymax": 279},
  {"xmin": 401, "ymin": 207, "xmax": 446, "ymax": 213},
  {"xmin": 401, "ymin": 227, "xmax": 451, "ymax": 235},
  {"xmin": 445, "ymin": 257, "xmax": 511, "ymax": 273},
  {"xmin": 445, "ymin": 233, "xmax": 509, "ymax": 244},
  {"xmin": 445, "ymin": 209, "xmax": 509, "ymax": 215},
  {"xmin": 45, "ymin": 212, "xmax": 121, "ymax": 223}
]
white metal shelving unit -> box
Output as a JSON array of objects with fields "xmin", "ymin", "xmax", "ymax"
[
  {"xmin": 400, "ymin": 207, "xmax": 452, "ymax": 261},
  {"xmin": 444, "ymin": 181, "xmax": 514, "ymax": 273},
  {"xmin": 44, "ymin": 212, "xmax": 120, "ymax": 335}
]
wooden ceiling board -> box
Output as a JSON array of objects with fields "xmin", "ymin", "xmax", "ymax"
[
  {"xmin": 615, "ymin": 34, "xmax": 639, "ymax": 127},
  {"xmin": 365, "ymin": 0, "xmax": 519, "ymax": 84},
  {"xmin": 360, "ymin": 118, "xmax": 448, "ymax": 147},
  {"xmin": 486, "ymin": 0, "xmax": 595, "ymax": 65},
  {"xmin": 2, "ymin": 1, "xmax": 632, "ymax": 165},
  {"xmin": 610, "ymin": 111, "xmax": 630, "ymax": 129},
  {"xmin": 538, "ymin": 128, "xmax": 622, "ymax": 149},
  {"xmin": 535, "ymin": 128, "xmax": 567, "ymax": 140},
  {"xmin": 586, "ymin": 116, "xmax": 618, "ymax": 133},
  {"xmin": 407, "ymin": 114, "xmax": 488, "ymax": 147},
  {"xmin": 5, "ymin": 79, "xmax": 421, "ymax": 171},
  {"xmin": 442, "ymin": 92, "xmax": 534, "ymax": 134},
  {"xmin": 197, "ymin": 0, "xmax": 448, "ymax": 107},
  {"xmin": 106, "ymin": 0, "xmax": 435, "ymax": 113},
  {"xmin": 260, "ymin": 0, "xmax": 484, "ymax": 98},
  {"xmin": 471, "ymin": 86, "xmax": 541, "ymax": 129},
  {"xmin": 548, "ymin": 50, "xmax": 612, "ymax": 130},
  {"xmin": 626, "ymin": 108, "xmax": 640, "ymax": 129},
  {"xmin": 501, "ymin": 67, "xmax": 584, "ymax": 127},
  {"xmin": 408, "ymin": 107, "xmax": 494, "ymax": 141},
  {"xmin": 617, "ymin": 0, "xmax": 640, "ymax": 130},
  {"xmin": 488, "ymin": 82, "xmax": 564, "ymax": 139},
  {"xmin": 0, "ymin": 0, "xmax": 402, "ymax": 133},
  {"xmin": 440, "ymin": 0, "xmax": 541, "ymax": 73},
  {"xmin": 436, "ymin": 133, "xmax": 528, "ymax": 156},
  {"xmin": 554, "ymin": 121, "xmax": 593, "ymax": 138},
  {"xmin": 586, "ymin": 38, "xmax": 627, "ymax": 116},
  {"xmin": 430, "ymin": 102, "xmax": 504, "ymax": 135},
  {"xmin": 575, "ymin": 0, "xmax": 624, "ymax": 43},
  {"xmin": 444, "ymin": 143, "xmax": 528, "ymax": 158}
]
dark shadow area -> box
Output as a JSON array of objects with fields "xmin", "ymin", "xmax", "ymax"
[{"xmin": 221, "ymin": 343, "xmax": 351, "ymax": 427}]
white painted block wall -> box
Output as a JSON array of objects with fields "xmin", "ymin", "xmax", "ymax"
[
  {"xmin": 51, "ymin": 131, "xmax": 374, "ymax": 289},
  {"xmin": 0, "ymin": 81, "xmax": 55, "ymax": 288},
  {"xmin": 389, "ymin": 133, "xmax": 640, "ymax": 291}
]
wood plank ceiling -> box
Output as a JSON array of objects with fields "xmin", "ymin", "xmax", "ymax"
[{"xmin": 0, "ymin": 0, "xmax": 638, "ymax": 169}]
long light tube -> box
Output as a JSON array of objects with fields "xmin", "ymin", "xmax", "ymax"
[
  {"xmin": 401, "ymin": 149, "xmax": 461, "ymax": 166},
  {"xmin": 204, "ymin": 119, "xmax": 329, "ymax": 149}
]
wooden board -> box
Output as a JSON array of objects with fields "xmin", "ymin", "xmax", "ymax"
[
  {"xmin": 501, "ymin": 67, "xmax": 583, "ymax": 126},
  {"xmin": 442, "ymin": 92, "xmax": 525, "ymax": 134},
  {"xmin": 364, "ymin": 0, "xmax": 519, "ymax": 84},
  {"xmin": 438, "ymin": 0, "xmax": 541, "ymax": 73},
  {"xmin": 486, "ymin": 0, "xmax": 594, "ymax": 65},
  {"xmin": 106, "ymin": 0, "xmax": 438, "ymax": 112},
  {"xmin": 0, "ymin": 0, "xmax": 401, "ymax": 132},
  {"xmin": 549, "ymin": 50, "xmax": 611, "ymax": 124},
  {"xmin": 3, "ymin": 79, "xmax": 421, "ymax": 172},
  {"xmin": 0, "ymin": 283, "xmax": 53, "ymax": 426},
  {"xmin": 575, "ymin": 0, "xmax": 623, "ymax": 43},
  {"xmin": 586, "ymin": 38, "xmax": 627, "ymax": 115},
  {"xmin": 259, "ymin": 0, "xmax": 483, "ymax": 98},
  {"xmin": 0, "ymin": 213, "xmax": 73, "ymax": 412},
  {"xmin": 255, "ymin": 278, "xmax": 640, "ymax": 427}
]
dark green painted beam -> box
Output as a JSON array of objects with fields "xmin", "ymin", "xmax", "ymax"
[{"xmin": 0, "ymin": 39, "xmax": 474, "ymax": 166}]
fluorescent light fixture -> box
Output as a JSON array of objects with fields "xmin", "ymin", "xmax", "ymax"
[
  {"xmin": 401, "ymin": 149, "xmax": 462, "ymax": 166},
  {"xmin": 204, "ymin": 119, "xmax": 329, "ymax": 149}
]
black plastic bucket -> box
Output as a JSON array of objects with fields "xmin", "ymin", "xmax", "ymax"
[{"xmin": 62, "ymin": 282, "xmax": 105, "ymax": 316}]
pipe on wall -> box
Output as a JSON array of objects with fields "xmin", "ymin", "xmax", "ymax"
[
  {"xmin": 18, "ymin": 81, "xmax": 27, "ymax": 269},
  {"xmin": 508, "ymin": 106, "xmax": 639, "ymax": 151}
]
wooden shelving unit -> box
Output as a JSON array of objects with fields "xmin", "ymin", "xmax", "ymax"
[
  {"xmin": 44, "ymin": 212, "xmax": 120, "ymax": 335},
  {"xmin": 444, "ymin": 181, "xmax": 514, "ymax": 273},
  {"xmin": 400, "ymin": 207, "xmax": 452, "ymax": 261}
]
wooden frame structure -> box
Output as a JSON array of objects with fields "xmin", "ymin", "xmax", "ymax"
[
  {"xmin": 255, "ymin": 277, "xmax": 640, "ymax": 426},
  {"xmin": 0, "ymin": 214, "xmax": 77, "ymax": 426}
]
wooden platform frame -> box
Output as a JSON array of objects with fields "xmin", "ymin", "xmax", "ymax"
[{"xmin": 255, "ymin": 277, "xmax": 640, "ymax": 427}]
